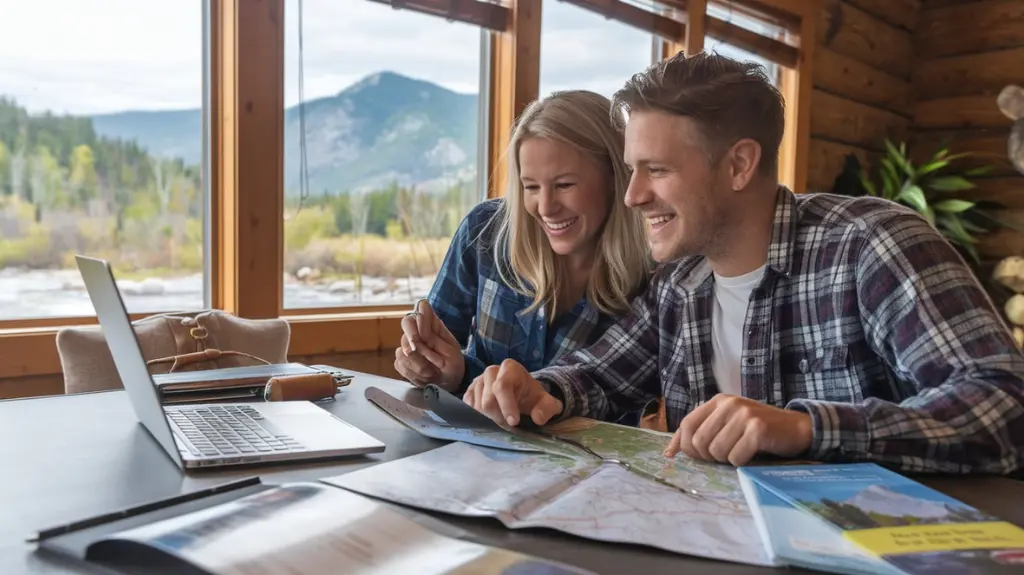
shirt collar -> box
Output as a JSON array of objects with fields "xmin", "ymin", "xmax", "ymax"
[{"xmin": 676, "ymin": 185, "xmax": 798, "ymax": 293}]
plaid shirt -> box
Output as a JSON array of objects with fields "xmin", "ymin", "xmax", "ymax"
[
  {"xmin": 429, "ymin": 199, "xmax": 619, "ymax": 391},
  {"xmin": 535, "ymin": 187, "xmax": 1024, "ymax": 475}
]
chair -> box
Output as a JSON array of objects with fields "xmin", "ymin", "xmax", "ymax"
[{"xmin": 57, "ymin": 310, "xmax": 290, "ymax": 394}]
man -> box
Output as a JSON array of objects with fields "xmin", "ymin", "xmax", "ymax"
[{"xmin": 462, "ymin": 51, "xmax": 1024, "ymax": 475}]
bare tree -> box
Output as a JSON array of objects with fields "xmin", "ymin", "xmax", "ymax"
[{"xmin": 348, "ymin": 191, "xmax": 370, "ymax": 303}]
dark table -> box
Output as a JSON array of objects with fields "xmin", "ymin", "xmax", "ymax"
[{"xmin": 2, "ymin": 370, "xmax": 1023, "ymax": 574}]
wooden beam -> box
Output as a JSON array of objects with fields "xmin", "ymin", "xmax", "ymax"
[
  {"xmin": 486, "ymin": 0, "xmax": 541, "ymax": 199},
  {"xmin": 0, "ymin": 331, "xmax": 64, "ymax": 379},
  {"xmin": 214, "ymin": 0, "xmax": 284, "ymax": 319},
  {"xmin": 818, "ymin": 0, "xmax": 914, "ymax": 79},
  {"xmin": 788, "ymin": 4, "xmax": 817, "ymax": 194},
  {"xmin": 911, "ymin": 129, "xmax": 1021, "ymax": 178},
  {"xmin": 813, "ymin": 47, "xmax": 912, "ymax": 117},
  {"xmin": 810, "ymin": 89, "xmax": 911, "ymax": 151},
  {"xmin": 685, "ymin": 0, "xmax": 706, "ymax": 55},
  {"xmin": 725, "ymin": 0, "xmax": 804, "ymax": 31},
  {"xmin": 704, "ymin": 12, "xmax": 799, "ymax": 67},
  {"xmin": 561, "ymin": 0, "xmax": 684, "ymax": 40},
  {"xmin": 913, "ymin": 47, "xmax": 1024, "ymax": 101},
  {"xmin": 364, "ymin": 0, "xmax": 509, "ymax": 31},
  {"xmin": 914, "ymin": 96, "xmax": 1014, "ymax": 131},
  {"xmin": 287, "ymin": 313, "xmax": 403, "ymax": 356},
  {"xmin": 916, "ymin": 0, "xmax": 1024, "ymax": 59},
  {"xmin": 806, "ymin": 138, "xmax": 874, "ymax": 192},
  {"xmin": 843, "ymin": 0, "xmax": 921, "ymax": 31}
]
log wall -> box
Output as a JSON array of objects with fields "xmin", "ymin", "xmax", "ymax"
[
  {"xmin": 912, "ymin": 0, "xmax": 1024, "ymax": 261},
  {"xmin": 807, "ymin": 0, "xmax": 919, "ymax": 191}
]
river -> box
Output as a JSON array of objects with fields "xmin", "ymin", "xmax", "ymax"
[{"xmin": 0, "ymin": 268, "xmax": 432, "ymax": 320}]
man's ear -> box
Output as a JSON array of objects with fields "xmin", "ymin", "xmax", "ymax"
[{"xmin": 728, "ymin": 138, "xmax": 762, "ymax": 191}]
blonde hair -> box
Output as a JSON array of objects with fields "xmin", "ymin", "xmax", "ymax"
[{"xmin": 491, "ymin": 90, "xmax": 651, "ymax": 319}]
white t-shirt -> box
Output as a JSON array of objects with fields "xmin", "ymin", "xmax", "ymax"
[{"xmin": 711, "ymin": 265, "xmax": 766, "ymax": 396}]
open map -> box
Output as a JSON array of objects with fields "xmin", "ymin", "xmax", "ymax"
[{"xmin": 323, "ymin": 388, "xmax": 776, "ymax": 567}]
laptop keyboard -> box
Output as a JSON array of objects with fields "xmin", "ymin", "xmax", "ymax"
[{"xmin": 168, "ymin": 405, "xmax": 304, "ymax": 458}]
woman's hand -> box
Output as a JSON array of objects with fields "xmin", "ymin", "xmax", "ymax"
[{"xmin": 393, "ymin": 299, "xmax": 466, "ymax": 392}]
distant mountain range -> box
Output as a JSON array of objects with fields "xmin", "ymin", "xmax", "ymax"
[
  {"xmin": 90, "ymin": 71, "xmax": 479, "ymax": 194},
  {"xmin": 844, "ymin": 485, "xmax": 949, "ymax": 519}
]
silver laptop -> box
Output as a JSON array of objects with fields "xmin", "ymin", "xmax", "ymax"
[{"xmin": 75, "ymin": 255, "xmax": 386, "ymax": 469}]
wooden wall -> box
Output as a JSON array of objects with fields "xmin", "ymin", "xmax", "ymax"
[
  {"xmin": 912, "ymin": 0, "xmax": 1024, "ymax": 261},
  {"xmin": 806, "ymin": 0, "xmax": 919, "ymax": 192}
]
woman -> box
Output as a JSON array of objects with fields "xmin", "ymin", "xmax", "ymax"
[{"xmin": 394, "ymin": 90, "xmax": 651, "ymax": 394}]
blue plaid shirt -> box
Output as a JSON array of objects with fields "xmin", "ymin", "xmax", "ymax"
[{"xmin": 428, "ymin": 199, "xmax": 621, "ymax": 392}]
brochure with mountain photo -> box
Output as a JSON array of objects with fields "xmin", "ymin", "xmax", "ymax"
[{"xmin": 738, "ymin": 464, "xmax": 1024, "ymax": 575}]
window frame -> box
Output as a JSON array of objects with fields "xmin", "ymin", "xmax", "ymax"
[{"xmin": 0, "ymin": 0, "xmax": 816, "ymax": 392}]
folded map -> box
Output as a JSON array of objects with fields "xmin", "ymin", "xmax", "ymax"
[{"xmin": 326, "ymin": 387, "xmax": 775, "ymax": 567}]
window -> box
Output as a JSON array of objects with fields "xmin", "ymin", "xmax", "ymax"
[
  {"xmin": 0, "ymin": 0, "xmax": 206, "ymax": 321},
  {"xmin": 281, "ymin": 0, "xmax": 486, "ymax": 310},
  {"xmin": 538, "ymin": 0, "xmax": 657, "ymax": 99}
]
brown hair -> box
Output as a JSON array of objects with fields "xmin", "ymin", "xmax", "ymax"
[{"xmin": 611, "ymin": 51, "xmax": 785, "ymax": 175}]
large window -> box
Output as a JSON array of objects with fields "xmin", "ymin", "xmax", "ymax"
[
  {"xmin": 281, "ymin": 0, "xmax": 486, "ymax": 310},
  {"xmin": 538, "ymin": 0, "xmax": 656, "ymax": 99},
  {"xmin": 0, "ymin": 0, "xmax": 206, "ymax": 320}
]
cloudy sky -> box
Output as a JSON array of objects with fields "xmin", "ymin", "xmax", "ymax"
[{"xmin": 0, "ymin": 0, "xmax": 770, "ymax": 116}]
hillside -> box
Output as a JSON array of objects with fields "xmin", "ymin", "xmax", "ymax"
[{"xmin": 87, "ymin": 71, "xmax": 479, "ymax": 194}]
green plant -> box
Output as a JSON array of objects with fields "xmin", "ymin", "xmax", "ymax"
[{"xmin": 857, "ymin": 140, "xmax": 1005, "ymax": 265}]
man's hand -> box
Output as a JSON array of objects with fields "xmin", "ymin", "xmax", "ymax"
[
  {"xmin": 393, "ymin": 300, "xmax": 465, "ymax": 392},
  {"xmin": 664, "ymin": 394, "xmax": 812, "ymax": 466},
  {"xmin": 464, "ymin": 359, "xmax": 563, "ymax": 427}
]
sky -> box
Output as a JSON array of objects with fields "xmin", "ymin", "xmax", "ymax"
[{"xmin": 0, "ymin": 0, "xmax": 771, "ymax": 116}]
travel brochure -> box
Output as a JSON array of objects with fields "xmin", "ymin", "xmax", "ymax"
[{"xmin": 738, "ymin": 464, "xmax": 1024, "ymax": 575}]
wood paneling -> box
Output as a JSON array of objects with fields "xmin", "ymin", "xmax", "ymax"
[
  {"xmin": 911, "ymin": 129, "xmax": 1018, "ymax": 178},
  {"xmin": 0, "ymin": 374, "xmax": 63, "ymax": 401},
  {"xmin": 916, "ymin": 0, "xmax": 1024, "ymax": 59},
  {"xmin": 807, "ymin": 138, "xmax": 873, "ymax": 192},
  {"xmin": 813, "ymin": 47, "xmax": 913, "ymax": 117},
  {"xmin": 914, "ymin": 96, "xmax": 1014, "ymax": 130},
  {"xmin": 913, "ymin": 48, "xmax": 1024, "ymax": 100},
  {"xmin": 487, "ymin": 0, "xmax": 541, "ymax": 199},
  {"xmin": 810, "ymin": 89, "xmax": 911, "ymax": 150},
  {"xmin": 844, "ymin": 0, "xmax": 921, "ymax": 31},
  {"xmin": 817, "ymin": 0, "xmax": 914, "ymax": 79},
  {"xmin": 214, "ymin": 0, "xmax": 285, "ymax": 319},
  {"xmin": 964, "ymin": 177, "xmax": 1024, "ymax": 209}
]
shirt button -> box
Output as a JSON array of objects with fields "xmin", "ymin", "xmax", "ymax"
[
  {"xmin": 532, "ymin": 349, "xmax": 541, "ymax": 359},
  {"xmin": 745, "ymin": 357, "xmax": 755, "ymax": 365},
  {"xmin": 799, "ymin": 358, "xmax": 809, "ymax": 373}
]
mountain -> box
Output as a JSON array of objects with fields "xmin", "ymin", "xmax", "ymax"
[
  {"xmin": 89, "ymin": 71, "xmax": 479, "ymax": 194},
  {"xmin": 843, "ymin": 485, "xmax": 949, "ymax": 519}
]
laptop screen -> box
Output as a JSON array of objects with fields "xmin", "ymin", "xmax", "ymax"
[{"xmin": 75, "ymin": 255, "xmax": 184, "ymax": 469}]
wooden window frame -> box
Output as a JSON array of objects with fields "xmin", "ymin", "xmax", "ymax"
[{"xmin": 0, "ymin": 0, "xmax": 815, "ymax": 393}]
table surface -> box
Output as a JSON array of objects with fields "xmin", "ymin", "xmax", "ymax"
[{"xmin": 3, "ymin": 370, "xmax": 1024, "ymax": 575}]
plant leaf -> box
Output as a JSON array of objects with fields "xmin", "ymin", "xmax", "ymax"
[
  {"xmin": 858, "ymin": 171, "xmax": 878, "ymax": 197},
  {"xmin": 929, "ymin": 176, "xmax": 975, "ymax": 192},
  {"xmin": 897, "ymin": 184, "xmax": 929, "ymax": 214},
  {"xmin": 939, "ymin": 214, "xmax": 979, "ymax": 245},
  {"xmin": 880, "ymin": 159, "xmax": 903, "ymax": 200},
  {"xmin": 923, "ymin": 205, "xmax": 936, "ymax": 227},
  {"xmin": 933, "ymin": 199, "xmax": 976, "ymax": 213},
  {"xmin": 886, "ymin": 140, "xmax": 915, "ymax": 179},
  {"xmin": 916, "ymin": 159, "xmax": 950, "ymax": 178},
  {"xmin": 964, "ymin": 165, "xmax": 994, "ymax": 177}
]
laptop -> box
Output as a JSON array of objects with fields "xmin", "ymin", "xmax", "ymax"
[{"xmin": 75, "ymin": 255, "xmax": 386, "ymax": 469}]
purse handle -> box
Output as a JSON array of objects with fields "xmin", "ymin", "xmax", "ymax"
[{"xmin": 144, "ymin": 311, "xmax": 272, "ymax": 373}]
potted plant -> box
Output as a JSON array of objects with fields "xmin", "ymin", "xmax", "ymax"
[{"xmin": 835, "ymin": 140, "xmax": 1008, "ymax": 266}]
